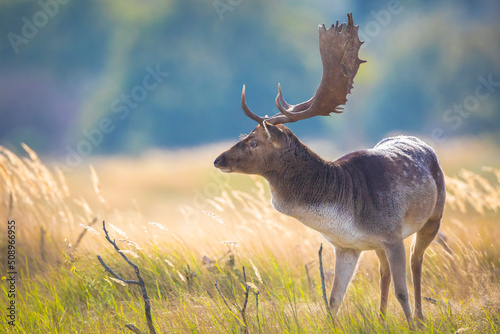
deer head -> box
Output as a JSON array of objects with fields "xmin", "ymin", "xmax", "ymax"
[{"xmin": 214, "ymin": 13, "xmax": 365, "ymax": 175}]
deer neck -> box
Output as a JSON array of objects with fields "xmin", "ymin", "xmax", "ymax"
[{"xmin": 262, "ymin": 145, "xmax": 347, "ymax": 218}]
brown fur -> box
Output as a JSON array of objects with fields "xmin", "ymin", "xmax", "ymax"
[{"xmin": 214, "ymin": 123, "xmax": 445, "ymax": 326}]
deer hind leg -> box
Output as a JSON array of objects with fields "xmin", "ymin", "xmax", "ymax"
[
  {"xmin": 410, "ymin": 217, "xmax": 441, "ymax": 321},
  {"xmin": 383, "ymin": 241, "xmax": 413, "ymax": 327},
  {"xmin": 375, "ymin": 249, "xmax": 391, "ymax": 319},
  {"xmin": 329, "ymin": 247, "xmax": 361, "ymax": 315}
]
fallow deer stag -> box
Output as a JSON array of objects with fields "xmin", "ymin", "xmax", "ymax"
[{"xmin": 214, "ymin": 13, "xmax": 445, "ymax": 326}]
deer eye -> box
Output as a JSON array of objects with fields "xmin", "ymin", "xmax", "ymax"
[{"xmin": 249, "ymin": 140, "xmax": 258, "ymax": 148}]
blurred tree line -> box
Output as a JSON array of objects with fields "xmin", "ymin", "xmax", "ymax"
[{"xmin": 0, "ymin": 0, "xmax": 499, "ymax": 156}]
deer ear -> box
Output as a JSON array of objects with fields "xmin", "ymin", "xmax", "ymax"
[{"xmin": 263, "ymin": 121, "xmax": 285, "ymax": 148}]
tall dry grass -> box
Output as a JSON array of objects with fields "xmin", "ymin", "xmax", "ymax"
[
  {"xmin": 0, "ymin": 143, "xmax": 499, "ymax": 333},
  {"xmin": 0, "ymin": 144, "xmax": 90, "ymax": 268}
]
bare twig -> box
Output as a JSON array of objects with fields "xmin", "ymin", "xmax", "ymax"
[
  {"xmin": 241, "ymin": 267, "xmax": 250, "ymax": 318},
  {"xmin": 214, "ymin": 266, "xmax": 257, "ymax": 334},
  {"xmin": 423, "ymin": 296, "xmax": 446, "ymax": 305},
  {"xmin": 97, "ymin": 221, "xmax": 156, "ymax": 334},
  {"xmin": 74, "ymin": 217, "xmax": 98, "ymax": 251},
  {"xmin": 215, "ymin": 279, "xmax": 248, "ymax": 331},
  {"xmin": 40, "ymin": 225, "xmax": 47, "ymax": 262},
  {"xmin": 215, "ymin": 280, "xmax": 232, "ymax": 311},
  {"xmin": 184, "ymin": 265, "xmax": 196, "ymax": 291},
  {"xmin": 240, "ymin": 267, "xmax": 251, "ymax": 333},
  {"xmin": 319, "ymin": 243, "xmax": 335, "ymax": 324},
  {"xmin": 305, "ymin": 259, "xmax": 317, "ymax": 291},
  {"xmin": 125, "ymin": 324, "xmax": 143, "ymax": 334},
  {"xmin": 255, "ymin": 290, "xmax": 260, "ymax": 333},
  {"xmin": 96, "ymin": 256, "xmax": 140, "ymax": 285}
]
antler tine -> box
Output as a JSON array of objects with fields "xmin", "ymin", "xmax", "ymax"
[
  {"xmin": 275, "ymin": 83, "xmax": 314, "ymax": 114},
  {"xmin": 239, "ymin": 13, "xmax": 364, "ymax": 126},
  {"xmin": 348, "ymin": 12, "xmax": 353, "ymax": 27},
  {"xmin": 241, "ymin": 85, "xmax": 264, "ymax": 125},
  {"xmin": 273, "ymin": 13, "xmax": 365, "ymax": 123},
  {"xmin": 241, "ymin": 84, "xmax": 293, "ymax": 125},
  {"xmin": 277, "ymin": 83, "xmax": 290, "ymax": 109}
]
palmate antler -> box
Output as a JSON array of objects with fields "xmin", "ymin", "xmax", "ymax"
[{"xmin": 242, "ymin": 13, "xmax": 365, "ymax": 125}]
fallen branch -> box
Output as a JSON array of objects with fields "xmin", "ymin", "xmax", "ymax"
[
  {"xmin": 97, "ymin": 221, "xmax": 156, "ymax": 334},
  {"xmin": 318, "ymin": 243, "xmax": 335, "ymax": 324}
]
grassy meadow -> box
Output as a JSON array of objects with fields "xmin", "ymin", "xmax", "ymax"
[{"xmin": 1, "ymin": 138, "xmax": 500, "ymax": 333}]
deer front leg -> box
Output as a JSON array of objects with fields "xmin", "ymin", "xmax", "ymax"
[
  {"xmin": 383, "ymin": 241, "xmax": 413, "ymax": 328},
  {"xmin": 329, "ymin": 247, "xmax": 361, "ymax": 315}
]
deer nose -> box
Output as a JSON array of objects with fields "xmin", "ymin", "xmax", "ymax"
[{"xmin": 214, "ymin": 154, "xmax": 226, "ymax": 168}]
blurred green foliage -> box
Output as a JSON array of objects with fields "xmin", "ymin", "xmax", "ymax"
[{"xmin": 0, "ymin": 0, "xmax": 499, "ymax": 156}]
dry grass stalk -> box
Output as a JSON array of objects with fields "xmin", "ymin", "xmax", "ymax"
[
  {"xmin": 89, "ymin": 165, "xmax": 107, "ymax": 206},
  {"xmin": 0, "ymin": 144, "xmax": 87, "ymax": 264},
  {"xmin": 0, "ymin": 143, "xmax": 499, "ymax": 332},
  {"xmin": 445, "ymin": 167, "xmax": 500, "ymax": 214}
]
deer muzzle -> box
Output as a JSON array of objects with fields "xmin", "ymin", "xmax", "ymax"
[{"xmin": 214, "ymin": 153, "xmax": 233, "ymax": 173}]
